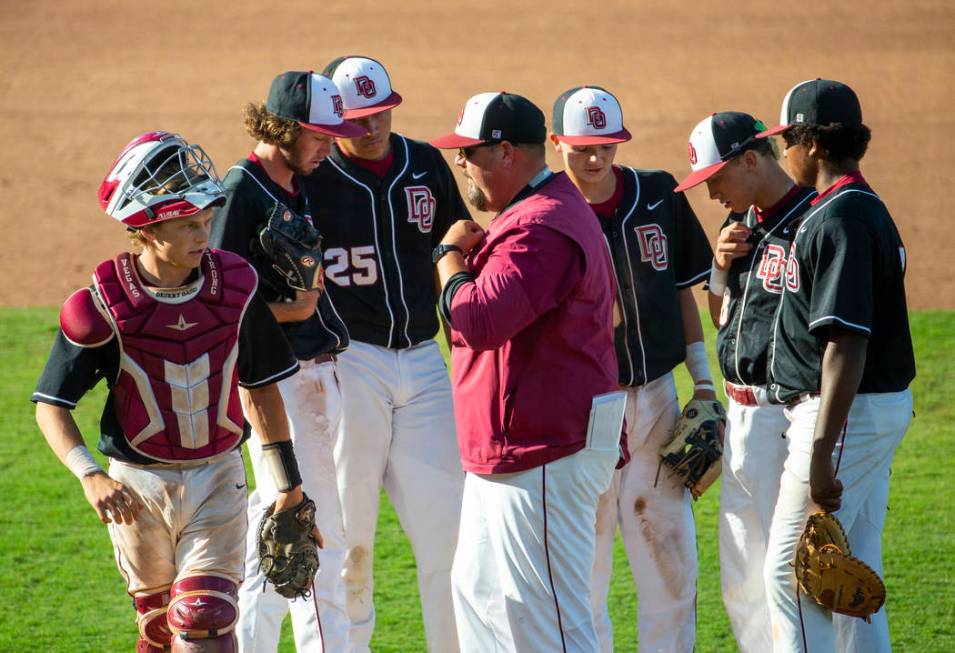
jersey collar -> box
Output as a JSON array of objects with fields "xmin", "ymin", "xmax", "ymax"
[{"xmin": 810, "ymin": 170, "xmax": 868, "ymax": 205}]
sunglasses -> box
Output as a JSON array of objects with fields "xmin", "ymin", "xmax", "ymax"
[{"xmin": 458, "ymin": 141, "xmax": 500, "ymax": 161}]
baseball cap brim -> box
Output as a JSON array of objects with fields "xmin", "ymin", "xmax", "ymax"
[
  {"xmin": 673, "ymin": 160, "xmax": 730, "ymax": 193},
  {"xmin": 342, "ymin": 91, "xmax": 403, "ymax": 119},
  {"xmin": 299, "ymin": 120, "xmax": 367, "ymax": 138},
  {"xmin": 553, "ymin": 128, "xmax": 632, "ymax": 146},
  {"xmin": 756, "ymin": 123, "xmax": 791, "ymax": 138},
  {"xmin": 429, "ymin": 132, "xmax": 487, "ymax": 148}
]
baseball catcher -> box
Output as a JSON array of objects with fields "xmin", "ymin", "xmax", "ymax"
[
  {"xmin": 794, "ymin": 512, "xmax": 886, "ymax": 622},
  {"xmin": 257, "ymin": 200, "xmax": 324, "ymax": 294},
  {"xmin": 657, "ymin": 398, "xmax": 726, "ymax": 499}
]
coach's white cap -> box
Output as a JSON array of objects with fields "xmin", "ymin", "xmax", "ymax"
[
  {"xmin": 323, "ymin": 56, "xmax": 403, "ymax": 119},
  {"xmin": 551, "ymin": 86, "xmax": 631, "ymax": 145}
]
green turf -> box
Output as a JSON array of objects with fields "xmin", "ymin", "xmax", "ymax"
[{"xmin": 0, "ymin": 307, "xmax": 950, "ymax": 651}]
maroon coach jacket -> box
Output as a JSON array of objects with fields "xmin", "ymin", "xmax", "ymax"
[{"xmin": 447, "ymin": 171, "xmax": 621, "ymax": 474}]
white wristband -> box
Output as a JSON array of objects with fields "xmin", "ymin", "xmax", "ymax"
[
  {"xmin": 708, "ymin": 263, "xmax": 728, "ymax": 296},
  {"xmin": 685, "ymin": 341, "xmax": 713, "ymax": 386},
  {"xmin": 65, "ymin": 445, "xmax": 103, "ymax": 481}
]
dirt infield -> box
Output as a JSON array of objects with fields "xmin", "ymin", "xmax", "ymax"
[{"xmin": 1, "ymin": 0, "xmax": 952, "ymax": 308}]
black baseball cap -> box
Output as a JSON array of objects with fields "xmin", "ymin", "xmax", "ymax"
[
  {"xmin": 430, "ymin": 92, "xmax": 546, "ymax": 148},
  {"xmin": 674, "ymin": 112, "xmax": 769, "ymax": 192},
  {"xmin": 758, "ymin": 79, "xmax": 863, "ymax": 137},
  {"xmin": 266, "ymin": 71, "xmax": 366, "ymax": 138}
]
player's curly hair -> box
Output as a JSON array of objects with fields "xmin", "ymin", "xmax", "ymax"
[
  {"xmin": 244, "ymin": 102, "xmax": 302, "ymax": 148},
  {"xmin": 787, "ymin": 123, "xmax": 871, "ymax": 163}
]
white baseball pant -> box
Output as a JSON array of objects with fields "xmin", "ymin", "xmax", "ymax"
[
  {"xmin": 591, "ymin": 372, "xmax": 698, "ymax": 653},
  {"xmin": 719, "ymin": 386, "xmax": 790, "ymax": 653},
  {"xmin": 334, "ymin": 339, "xmax": 463, "ymax": 653},
  {"xmin": 108, "ymin": 450, "xmax": 248, "ymax": 592},
  {"xmin": 452, "ymin": 439, "xmax": 620, "ymax": 652},
  {"xmin": 765, "ymin": 389, "xmax": 912, "ymax": 653},
  {"xmin": 237, "ymin": 359, "xmax": 350, "ymax": 653}
]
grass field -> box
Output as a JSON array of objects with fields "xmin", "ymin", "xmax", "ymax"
[{"xmin": 0, "ymin": 307, "xmax": 951, "ymax": 652}]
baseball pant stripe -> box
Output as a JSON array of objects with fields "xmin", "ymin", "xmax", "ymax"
[{"xmin": 542, "ymin": 464, "xmax": 568, "ymax": 653}]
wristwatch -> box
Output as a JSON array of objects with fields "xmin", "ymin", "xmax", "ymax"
[{"xmin": 432, "ymin": 243, "xmax": 463, "ymax": 265}]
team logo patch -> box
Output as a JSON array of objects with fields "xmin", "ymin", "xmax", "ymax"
[
  {"xmin": 586, "ymin": 106, "xmax": 607, "ymax": 130},
  {"xmin": 405, "ymin": 186, "xmax": 436, "ymax": 233},
  {"xmin": 688, "ymin": 141, "xmax": 698, "ymax": 165},
  {"xmin": 755, "ymin": 244, "xmax": 787, "ymax": 294},
  {"xmin": 354, "ymin": 75, "xmax": 377, "ymax": 98},
  {"xmin": 331, "ymin": 95, "xmax": 344, "ymax": 118},
  {"xmin": 634, "ymin": 224, "xmax": 668, "ymax": 271},
  {"xmin": 785, "ymin": 242, "xmax": 800, "ymax": 292}
]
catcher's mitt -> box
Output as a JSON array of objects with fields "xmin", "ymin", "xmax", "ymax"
[
  {"xmin": 657, "ymin": 398, "xmax": 726, "ymax": 500},
  {"xmin": 258, "ymin": 201, "xmax": 324, "ymax": 293},
  {"xmin": 257, "ymin": 495, "xmax": 320, "ymax": 599},
  {"xmin": 794, "ymin": 512, "xmax": 886, "ymax": 622}
]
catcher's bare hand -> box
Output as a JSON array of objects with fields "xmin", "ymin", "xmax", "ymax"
[
  {"xmin": 714, "ymin": 223, "xmax": 752, "ymax": 270},
  {"xmin": 81, "ymin": 472, "xmax": 144, "ymax": 524},
  {"xmin": 276, "ymin": 486, "xmax": 324, "ymax": 548},
  {"xmin": 441, "ymin": 220, "xmax": 485, "ymax": 254},
  {"xmin": 809, "ymin": 446, "xmax": 843, "ymax": 512}
]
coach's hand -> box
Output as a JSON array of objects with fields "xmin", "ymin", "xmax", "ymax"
[
  {"xmin": 441, "ymin": 220, "xmax": 486, "ymax": 255},
  {"xmin": 809, "ymin": 447, "xmax": 844, "ymax": 513},
  {"xmin": 715, "ymin": 222, "xmax": 753, "ymax": 270},
  {"xmin": 82, "ymin": 472, "xmax": 144, "ymax": 525}
]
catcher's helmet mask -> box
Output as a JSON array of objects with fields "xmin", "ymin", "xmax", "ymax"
[{"xmin": 100, "ymin": 131, "xmax": 226, "ymax": 228}]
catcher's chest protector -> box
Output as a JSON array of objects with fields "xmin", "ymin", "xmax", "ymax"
[{"xmin": 93, "ymin": 250, "xmax": 256, "ymax": 462}]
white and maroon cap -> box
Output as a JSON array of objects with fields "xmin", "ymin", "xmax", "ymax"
[
  {"xmin": 323, "ymin": 55, "xmax": 403, "ymax": 119},
  {"xmin": 430, "ymin": 92, "xmax": 546, "ymax": 149},
  {"xmin": 674, "ymin": 112, "xmax": 769, "ymax": 192},
  {"xmin": 551, "ymin": 86, "xmax": 631, "ymax": 145},
  {"xmin": 757, "ymin": 79, "xmax": 863, "ymax": 137},
  {"xmin": 266, "ymin": 71, "xmax": 366, "ymax": 138}
]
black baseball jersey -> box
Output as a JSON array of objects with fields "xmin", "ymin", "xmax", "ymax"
[
  {"xmin": 211, "ymin": 157, "xmax": 349, "ymax": 360},
  {"xmin": 31, "ymin": 289, "xmax": 298, "ymax": 465},
  {"xmin": 767, "ymin": 178, "xmax": 916, "ymax": 403},
  {"xmin": 716, "ymin": 186, "xmax": 817, "ymax": 386},
  {"xmin": 597, "ymin": 166, "xmax": 713, "ymax": 386},
  {"xmin": 304, "ymin": 134, "xmax": 469, "ymax": 349}
]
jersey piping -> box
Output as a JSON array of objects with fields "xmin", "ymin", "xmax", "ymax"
[
  {"xmin": 384, "ymin": 137, "xmax": 413, "ymax": 347},
  {"xmin": 617, "ymin": 167, "xmax": 648, "ymax": 386}
]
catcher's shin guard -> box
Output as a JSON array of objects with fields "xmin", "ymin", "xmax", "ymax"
[
  {"xmin": 167, "ymin": 574, "xmax": 239, "ymax": 652},
  {"xmin": 135, "ymin": 588, "xmax": 173, "ymax": 652}
]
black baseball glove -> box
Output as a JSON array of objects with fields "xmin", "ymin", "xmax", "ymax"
[
  {"xmin": 257, "ymin": 495, "xmax": 320, "ymax": 599},
  {"xmin": 257, "ymin": 201, "xmax": 324, "ymax": 293}
]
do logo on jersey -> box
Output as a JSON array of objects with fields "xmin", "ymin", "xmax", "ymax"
[
  {"xmin": 586, "ymin": 106, "xmax": 607, "ymax": 130},
  {"xmin": 354, "ymin": 75, "xmax": 377, "ymax": 98},
  {"xmin": 756, "ymin": 244, "xmax": 787, "ymax": 294},
  {"xmin": 634, "ymin": 224, "xmax": 668, "ymax": 271},
  {"xmin": 405, "ymin": 186, "xmax": 436, "ymax": 233},
  {"xmin": 785, "ymin": 242, "xmax": 800, "ymax": 292}
]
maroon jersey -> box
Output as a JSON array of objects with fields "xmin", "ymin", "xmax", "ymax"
[{"xmin": 89, "ymin": 250, "xmax": 256, "ymax": 462}]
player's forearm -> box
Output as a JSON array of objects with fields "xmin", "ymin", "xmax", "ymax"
[
  {"xmin": 813, "ymin": 331, "xmax": 868, "ymax": 454},
  {"xmin": 706, "ymin": 291, "xmax": 722, "ymax": 329},
  {"xmin": 678, "ymin": 288, "xmax": 705, "ymax": 346},
  {"xmin": 36, "ymin": 403, "xmax": 88, "ymax": 462},
  {"xmin": 241, "ymin": 384, "xmax": 291, "ymax": 444}
]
